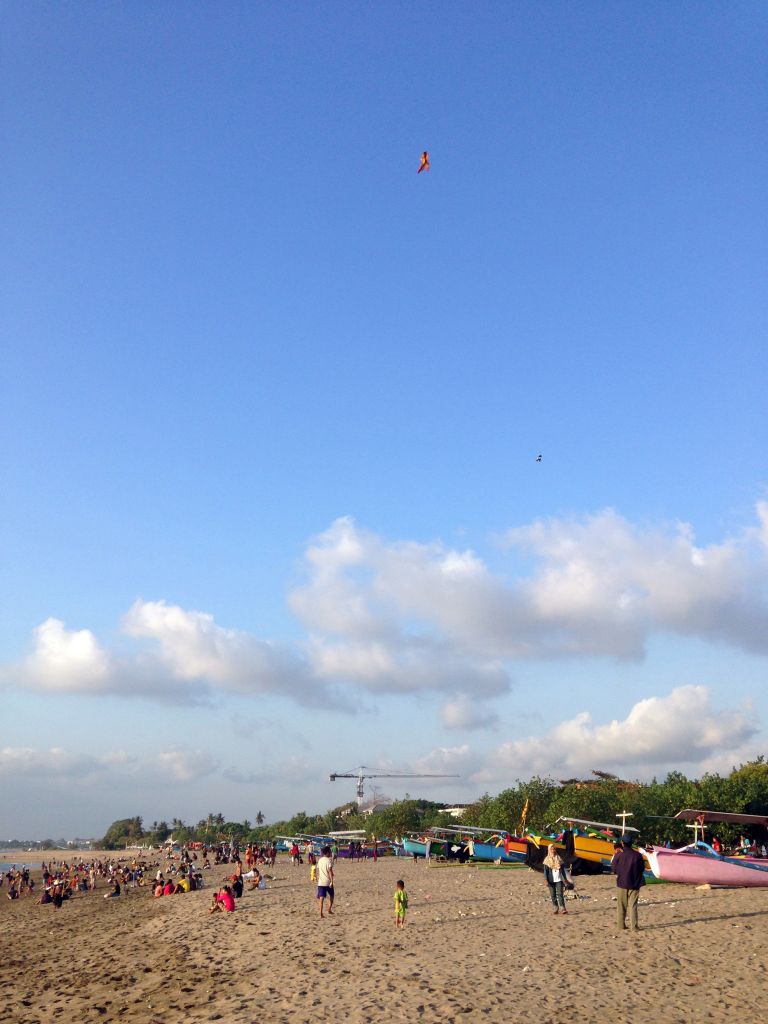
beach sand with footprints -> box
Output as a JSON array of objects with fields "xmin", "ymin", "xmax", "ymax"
[{"xmin": 3, "ymin": 853, "xmax": 767, "ymax": 1023}]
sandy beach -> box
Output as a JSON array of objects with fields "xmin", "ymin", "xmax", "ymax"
[{"xmin": 2, "ymin": 853, "xmax": 768, "ymax": 1023}]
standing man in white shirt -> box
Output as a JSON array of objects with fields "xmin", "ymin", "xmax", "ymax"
[{"xmin": 316, "ymin": 845, "xmax": 335, "ymax": 919}]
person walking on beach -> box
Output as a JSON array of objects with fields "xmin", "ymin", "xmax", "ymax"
[
  {"xmin": 316, "ymin": 845, "xmax": 334, "ymax": 918},
  {"xmin": 611, "ymin": 833, "xmax": 645, "ymax": 932},
  {"xmin": 393, "ymin": 879, "xmax": 408, "ymax": 929},
  {"xmin": 543, "ymin": 845, "xmax": 568, "ymax": 915}
]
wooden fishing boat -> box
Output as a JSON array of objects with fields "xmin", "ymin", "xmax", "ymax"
[
  {"xmin": 645, "ymin": 842, "xmax": 768, "ymax": 887},
  {"xmin": 526, "ymin": 816, "xmax": 641, "ymax": 870},
  {"xmin": 402, "ymin": 835, "xmax": 445, "ymax": 858},
  {"xmin": 645, "ymin": 809, "xmax": 768, "ymax": 886},
  {"xmin": 435, "ymin": 825, "xmax": 528, "ymax": 863}
]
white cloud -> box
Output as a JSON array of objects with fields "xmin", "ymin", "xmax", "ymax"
[
  {"xmin": 307, "ymin": 636, "xmax": 508, "ymax": 696},
  {"xmin": 20, "ymin": 618, "xmax": 112, "ymax": 692},
  {"xmin": 155, "ymin": 748, "xmax": 220, "ymax": 783},
  {"xmin": 440, "ymin": 696, "xmax": 499, "ymax": 731},
  {"xmin": 292, "ymin": 506, "xmax": 768, "ymax": 681},
  {"xmin": 0, "ymin": 744, "xmax": 220, "ymax": 787},
  {"xmin": 5, "ymin": 601, "xmax": 329, "ymax": 707},
  {"xmin": 504, "ymin": 508, "xmax": 768, "ymax": 658},
  {"xmin": 411, "ymin": 744, "xmax": 484, "ymax": 782},
  {"xmin": 0, "ymin": 746, "xmax": 121, "ymax": 781},
  {"xmin": 754, "ymin": 500, "xmax": 768, "ymax": 552},
  {"xmin": 123, "ymin": 599, "xmax": 326, "ymax": 703},
  {"xmin": 481, "ymin": 686, "xmax": 758, "ymax": 782},
  {"xmin": 5, "ymin": 503, "xmax": 768, "ymax": 714},
  {"xmin": 291, "ymin": 517, "xmax": 514, "ymax": 697}
]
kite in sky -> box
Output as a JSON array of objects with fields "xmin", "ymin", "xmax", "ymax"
[
  {"xmin": 536, "ymin": 454, "xmax": 542, "ymax": 462},
  {"xmin": 418, "ymin": 151, "xmax": 430, "ymax": 174}
]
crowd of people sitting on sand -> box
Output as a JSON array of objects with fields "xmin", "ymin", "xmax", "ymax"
[
  {"xmin": 207, "ymin": 853, "xmax": 273, "ymax": 913},
  {"xmin": 3, "ymin": 856, "xmax": 160, "ymax": 905},
  {"xmin": 2, "ymin": 841, "xmax": 275, "ymax": 910}
]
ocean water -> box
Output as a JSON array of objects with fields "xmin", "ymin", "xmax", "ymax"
[
  {"xmin": 0, "ymin": 858, "xmax": 46, "ymax": 873},
  {"xmin": 1, "ymin": 861, "xmax": 29, "ymax": 873}
]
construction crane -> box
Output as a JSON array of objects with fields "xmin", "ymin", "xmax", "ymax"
[{"xmin": 329, "ymin": 765, "xmax": 459, "ymax": 810}]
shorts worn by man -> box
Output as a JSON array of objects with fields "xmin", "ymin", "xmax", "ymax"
[
  {"xmin": 316, "ymin": 846, "xmax": 334, "ymax": 918},
  {"xmin": 611, "ymin": 834, "xmax": 646, "ymax": 932}
]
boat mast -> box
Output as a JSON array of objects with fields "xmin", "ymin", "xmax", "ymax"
[{"xmin": 616, "ymin": 810, "xmax": 634, "ymax": 834}]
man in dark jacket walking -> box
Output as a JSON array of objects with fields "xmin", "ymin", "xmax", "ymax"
[{"xmin": 611, "ymin": 833, "xmax": 645, "ymax": 931}]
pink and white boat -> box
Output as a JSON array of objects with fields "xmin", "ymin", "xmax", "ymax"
[
  {"xmin": 646, "ymin": 842, "xmax": 768, "ymax": 887},
  {"xmin": 645, "ymin": 808, "xmax": 768, "ymax": 887}
]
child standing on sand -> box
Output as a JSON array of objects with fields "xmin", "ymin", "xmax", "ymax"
[
  {"xmin": 316, "ymin": 846, "xmax": 334, "ymax": 918},
  {"xmin": 393, "ymin": 880, "xmax": 408, "ymax": 928}
]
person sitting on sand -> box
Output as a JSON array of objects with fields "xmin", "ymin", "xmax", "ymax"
[
  {"xmin": 162, "ymin": 879, "xmax": 175, "ymax": 896},
  {"xmin": 104, "ymin": 878, "xmax": 121, "ymax": 899},
  {"xmin": 209, "ymin": 886, "xmax": 235, "ymax": 913},
  {"xmin": 153, "ymin": 880, "xmax": 164, "ymax": 897}
]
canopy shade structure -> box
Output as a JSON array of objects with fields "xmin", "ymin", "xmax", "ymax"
[{"xmin": 674, "ymin": 809, "xmax": 768, "ymax": 826}]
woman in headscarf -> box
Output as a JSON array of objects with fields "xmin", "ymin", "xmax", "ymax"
[{"xmin": 543, "ymin": 845, "xmax": 568, "ymax": 915}]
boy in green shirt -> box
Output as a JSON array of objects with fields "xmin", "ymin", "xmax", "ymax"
[{"xmin": 393, "ymin": 879, "xmax": 408, "ymax": 929}]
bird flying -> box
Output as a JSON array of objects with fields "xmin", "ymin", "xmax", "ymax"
[{"xmin": 536, "ymin": 454, "xmax": 542, "ymax": 462}]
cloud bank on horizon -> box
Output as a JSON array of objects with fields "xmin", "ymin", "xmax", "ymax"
[
  {"xmin": 0, "ymin": 685, "xmax": 757, "ymax": 791},
  {"xmin": 2, "ymin": 502, "xmax": 767, "ymax": 793}
]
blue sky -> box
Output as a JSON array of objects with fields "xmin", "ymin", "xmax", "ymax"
[{"xmin": 1, "ymin": 2, "xmax": 766, "ymax": 837}]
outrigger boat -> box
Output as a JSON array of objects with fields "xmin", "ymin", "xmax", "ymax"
[
  {"xmin": 402, "ymin": 825, "xmax": 528, "ymax": 862},
  {"xmin": 436, "ymin": 825, "xmax": 528, "ymax": 863},
  {"xmin": 645, "ymin": 809, "xmax": 768, "ymax": 887},
  {"xmin": 402, "ymin": 831, "xmax": 461, "ymax": 860},
  {"xmin": 557, "ymin": 815, "xmax": 642, "ymax": 869},
  {"xmin": 277, "ymin": 831, "xmax": 391, "ymax": 858},
  {"xmin": 525, "ymin": 814, "xmax": 644, "ymax": 873}
]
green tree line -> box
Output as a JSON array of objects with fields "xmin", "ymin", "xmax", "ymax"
[{"xmin": 100, "ymin": 759, "xmax": 768, "ymax": 849}]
